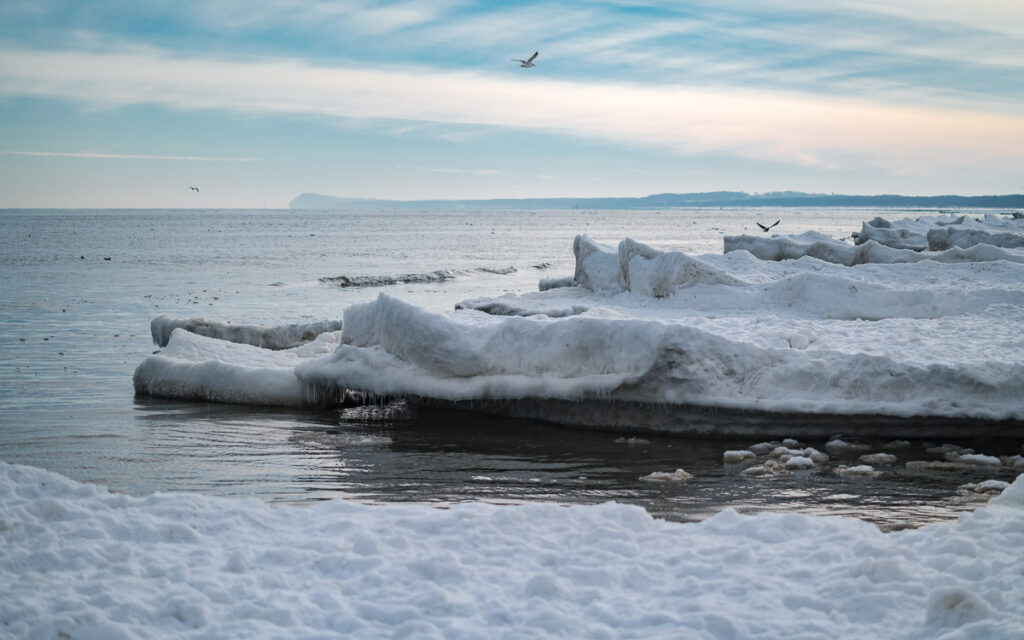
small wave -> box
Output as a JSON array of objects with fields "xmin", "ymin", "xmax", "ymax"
[{"xmin": 321, "ymin": 266, "xmax": 520, "ymax": 288}]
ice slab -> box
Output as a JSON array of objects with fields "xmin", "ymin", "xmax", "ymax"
[
  {"xmin": 135, "ymin": 328, "xmax": 343, "ymax": 407},
  {"xmin": 4, "ymin": 461, "xmax": 1024, "ymax": 639}
]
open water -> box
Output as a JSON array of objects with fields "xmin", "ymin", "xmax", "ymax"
[{"xmin": 2, "ymin": 207, "xmax": 1021, "ymax": 530}]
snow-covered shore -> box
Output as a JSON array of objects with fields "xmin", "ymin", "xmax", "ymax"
[
  {"xmin": 134, "ymin": 212, "xmax": 1024, "ymax": 435},
  {"xmin": 2, "ymin": 461, "xmax": 1023, "ymax": 639}
]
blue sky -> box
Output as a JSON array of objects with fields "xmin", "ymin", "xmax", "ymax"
[{"xmin": 1, "ymin": 0, "xmax": 1023, "ymax": 207}]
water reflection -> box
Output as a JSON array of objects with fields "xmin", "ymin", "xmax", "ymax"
[{"xmin": 128, "ymin": 397, "xmax": 1023, "ymax": 532}]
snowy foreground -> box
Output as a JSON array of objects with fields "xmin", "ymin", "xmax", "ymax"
[
  {"xmin": 134, "ymin": 212, "xmax": 1024, "ymax": 434},
  {"xmin": 2, "ymin": 462, "xmax": 1023, "ymax": 639}
]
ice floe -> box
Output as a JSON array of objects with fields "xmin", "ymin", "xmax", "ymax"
[
  {"xmin": 135, "ymin": 328, "xmax": 343, "ymax": 407},
  {"xmin": 134, "ymin": 212, "xmax": 1024, "ymax": 436}
]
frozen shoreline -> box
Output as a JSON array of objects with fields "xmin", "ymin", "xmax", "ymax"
[
  {"xmin": 3, "ymin": 461, "xmax": 1023, "ymax": 639},
  {"xmin": 134, "ymin": 212, "xmax": 1024, "ymax": 435}
]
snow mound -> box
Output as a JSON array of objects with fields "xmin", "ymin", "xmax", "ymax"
[
  {"xmin": 151, "ymin": 316, "xmax": 343, "ymax": 350},
  {"xmin": 6, "ymin": 462, "xmax": 1023, "ymax": 639}
]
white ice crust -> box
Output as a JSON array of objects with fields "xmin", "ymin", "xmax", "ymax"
[
  {"xmin": 135, "ymin": 213, "xmax": 1024, "ymax": 426},
  {"xmin": 4, "ymin": 462, "xmax": 1024, "ymax": 639}
]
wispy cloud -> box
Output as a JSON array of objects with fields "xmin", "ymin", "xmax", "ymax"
[
  {"xmin": 0, "ymin": 150, "xmax": 260, "ymax": 161},
  {"xmin": 2, "ymin": 47, "xmax": 1022, "ymax": 176}
]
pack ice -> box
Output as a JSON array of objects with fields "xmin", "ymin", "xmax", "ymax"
[
  {"xmin": 134, "ymin": 213, "xmax": 1024, "ymax": 434},
  {"xmin": 3, "ymin": 461, "xmax": 1024, "ymax": 639}
]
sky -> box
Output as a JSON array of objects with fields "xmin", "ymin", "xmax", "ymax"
[{"xmin": 1, "ymin": 0, "xmax": 1023, "ymax": 208}]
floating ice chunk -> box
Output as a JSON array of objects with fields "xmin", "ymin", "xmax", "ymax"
[
  {"xmin": 134, "ymin": 328, "xmax": 343, "ymax": 407},
  {"xmin": 748, "ymin": 442, "xmax": 777, "ymax": 455},
  {"xmin": 836, "ymin": 464, "xmax": 881, "ymax": 477},
  {"xmin": 740, "ymin": 460, "xmax": 791, "ymax": 476},
  {"xmin": 639, "ymin": 468, "xmax": 692, "ymax": 482},
  {"xmin": 723, "ymin": 450, "xmax": 756, "ymax": 463},
  {"xmin": 781, "ymin": 438, "xmax": 801, "ymax": 447},
  {"xmin": 805, "ymin": 448, "xmax": 830, "ymax": 464},
  {"xmin": 956, "ymin": 454, "xmax": 1002, "ymax": 467},
  {"xmin": 151, "ymin": 316, "xmax": 343, "ymax": 349},
  {"xmin": 784, "ymin": 456, "xmax": 815, "ymax": 469},
  {"xmin": 859, "ymin": 453, "xmax": 898, "ymax": 465},
  {"xmin": 826, "ymin": 438, "xmax": 872, "ymax": 452},
  {"xmin": 960, "ymin": 480, "xmax": 1011, "ymax": 494},
  {"xmin": 769, "ymin": 446, "xmax": 803, "ymax": 458},
  {"xmin": 615, "ymin": 437, "xmax": 651, "ymax": 446}
]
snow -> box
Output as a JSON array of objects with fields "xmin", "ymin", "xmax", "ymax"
[
  {"xmin": 133, "ymin": 212, "xmax": 1024, "ymax": 436},
  {"xmin": 5, "ymin": 462, "xmax": 1024, "ymax": 639}
]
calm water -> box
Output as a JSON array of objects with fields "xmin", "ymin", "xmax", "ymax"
[{"xmin": 2, "ymin": 207, "xmax": 1021, "ymax": 530}]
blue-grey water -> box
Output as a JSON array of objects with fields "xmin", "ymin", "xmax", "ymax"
[{"xmin": 2, "ymin": 207, "xmax": 1021, "ymax": 530}]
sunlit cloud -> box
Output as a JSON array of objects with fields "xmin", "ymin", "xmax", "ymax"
[
  {"xmin": 2, "ymin": 47, "xmax": 1023, "ymax": 176},
  {"xmin": 0, "ymin": 150, "xmax": 260, "ymax": 161}
]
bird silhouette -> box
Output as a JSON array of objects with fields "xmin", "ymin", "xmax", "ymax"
[
  {"xmin": 512, "ymin": 52, "xmax": 539, "ymax": 68},
  {"xmin": 187, "ymin": 186, "xmax": 199, "ymax": 192},
  {"xmin": 756, "ymin": 220, "xmax": 780, "ymax": 232}
]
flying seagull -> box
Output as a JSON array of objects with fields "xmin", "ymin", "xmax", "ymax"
[
  {"xmin": 756, "ymin": 220, "xmax": 780, "ymax": 232},
  {"xmin": 512, "ymin": 51, "xmax": 538, "ymax": 68},
  {"xmin": 187, "ymin": 186, "xmax": 199, "ymax": 192}
]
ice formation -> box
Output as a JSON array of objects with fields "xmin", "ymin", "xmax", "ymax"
[
  {"xmin": 151, "ymin": 316, "xmax": 343, "ymax": 350},
  {"xmin": 725, "ymin": 213, "xmax": 1024, "ymax": 266},
  {"xmin": 134, "ymin": 328, "xmax": 343, "ymax": 407},
  {"xmin": 134, "ymin": 213, "xmax": 1024, "ymax": 436},
  {"xmin": 5, "ymin": 462, "xmax": 1024, "ymax": 639}
]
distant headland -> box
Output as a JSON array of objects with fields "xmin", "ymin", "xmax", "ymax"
[{"xmin": 290, "ymin": 191, "xmax": 1024, "ymax": 211}]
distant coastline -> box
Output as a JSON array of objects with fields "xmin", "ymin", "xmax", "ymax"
[{"xmin": 290, "ymin": 191, "xmax": 1024, "ymax": 211}]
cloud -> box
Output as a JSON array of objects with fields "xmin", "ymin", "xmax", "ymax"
[
  {"xmin": 0, "ymin": 150, "xmax": 259, "ymax": 161},
  {"xmin": 2, "ymin": 47, "xmax": 1023, "ymax": 174}
]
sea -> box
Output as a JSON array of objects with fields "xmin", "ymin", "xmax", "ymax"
[{"xmin": 2, "ymin": 207, "xmax": 1021, "ymax": 530}]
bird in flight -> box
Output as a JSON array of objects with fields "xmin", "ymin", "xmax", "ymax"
[
  {"xmin": 187, "ymin": 186, "xmax": 199, "ymax": 192},
  {"xmin": 512, "ymin": 52, "xmax": 539, "ymax": 68},
  {"xmin": 756, "ymin": 220, "xmax": 780, "ymax": 232}
]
